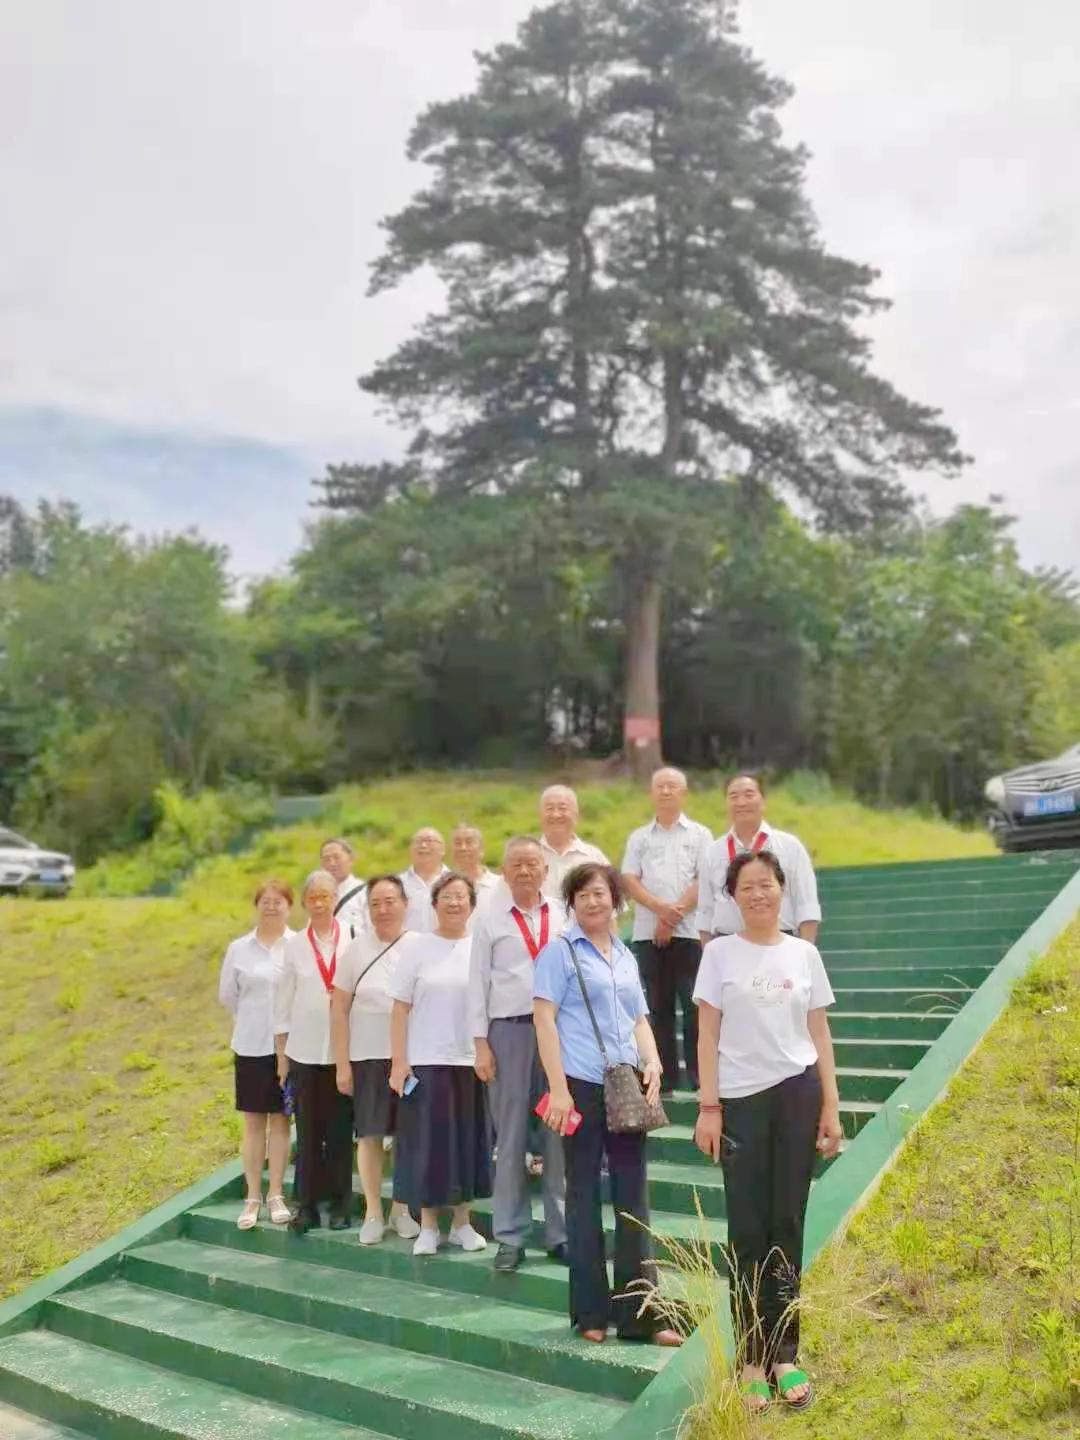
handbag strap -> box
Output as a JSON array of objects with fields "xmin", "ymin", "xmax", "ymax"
[
  {"xmin": 334, "ymin": 882, "xmax": 367, "ymax": 918},
  {"xmin": 351, "ymin": 934, "xmax": 403, "ymax": 996},
  {"xmin": 563, "ymin": 937, "xmax": 611, "ymax": 1070}
]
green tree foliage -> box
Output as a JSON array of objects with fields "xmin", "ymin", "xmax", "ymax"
[
  {"xmin": 330, "ymin": 0, "xmax": 965, "ymax": 774},
  {"xmin": 0, "ymin": 500, "xmax": 330, "ymax": 860}
]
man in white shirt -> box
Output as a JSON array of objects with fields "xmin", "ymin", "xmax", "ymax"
[
  {"xmin": 538, "ymin": 785, "xmax": 608, "ymax": 900},
  {"xmin": 451, "ymin": 823, "xmax": 500, "ymax": 920},
  {"xmin": 399, "ymin": 827, "xmax": 449, "ymax": 933},
  {"xmin": 698, "ymin": 774, "xmax": 821, "ymax": 944},
  {"xmin": 321, "ymin": 838, "xmax": 368, "ymax": 939},
  {"xmin": 622, "ymin": 768, "xmax": 712, "ymax": 1094},
  {"xmin": 470, "ymin": 836, "xmax": 568, "ymax": 1270}
]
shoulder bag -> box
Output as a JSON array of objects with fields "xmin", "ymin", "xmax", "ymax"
[
  {"xmin": 564, "ymin": 938, "xmax": 668, "ymax": 1134},
  {"xmin": 350, "ymin": 934, "xmax": 403, "ymax": 996}
]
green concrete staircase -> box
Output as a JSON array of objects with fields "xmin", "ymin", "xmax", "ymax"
[{"xmin": 2, "ymin": 851, "xmax": 1078, "ymax": 1439}]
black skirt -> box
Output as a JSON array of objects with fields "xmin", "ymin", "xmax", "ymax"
[
  {"xmin": 234, "ymin": 1053, "xmax": 285, "ymax": 1114},
  {"xmin": 392, "ymin": 1064, "xmax": 493, "ymax": 1213},
  {"xmin": 352, "ymin": 1058, "xmax": 398, "ymax": 1138}
]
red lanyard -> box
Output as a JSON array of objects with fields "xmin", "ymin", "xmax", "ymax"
[
  {"xmin": 307, "ymin": 920, "xmax": 340, "ymax": 992},
  {"xmin": 510, "ymin": 903, "xmax": 550, "ymax": 961},
  {"xmin": 727, "ymin": 831, "xmax": 768, "ymax": 863}
]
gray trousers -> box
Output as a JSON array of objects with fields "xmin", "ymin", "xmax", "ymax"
[{"xmin": 488, "ymin": 1018, "xmax": 567, "ymax": 1249}]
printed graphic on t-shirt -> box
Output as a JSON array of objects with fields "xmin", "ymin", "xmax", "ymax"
[{"xmin": 750, "ymin": 973, "xmax": 796, "ymax": 1008}]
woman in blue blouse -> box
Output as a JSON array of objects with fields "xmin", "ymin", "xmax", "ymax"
[{"xmin": 533, "ymin": 862, "xmax": 682, "ymax": 1347}]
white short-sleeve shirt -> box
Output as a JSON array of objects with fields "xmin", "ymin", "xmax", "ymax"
[
  {"xmin": 334, "ymin": 929, "xmax": 418, "ymax": 1061},
  {"xmin": 399, "ymin": 865, "xmax": 449, "ymax": 933},
  {"xmin": 390, "ymin": 932, "xmax": 475, "ymax": 1066},
  {"xmin": 334, "ymin": 875, "xmax": 369, "ymax": 940},
  {"xmin": 693, "ymin": 934, "xmax": 834, "ymax": 1098},
  {"xmin": 275, "ymin": 925, "xmax": 346, "ymax": 1065},
  {"xmin": 697, "ymin": 824, "xmax": 822, "ymax": 937},
  {"xmin": 218, "ymin": 928, "xmax": 295, "ymax": 1056},
  {"xmin": 621, "ymin": 813, "xmax": 713, "ymax": 940},
  {"xmin": 539, "ymin": 835, "xmax": 608, "ymax": 900}
]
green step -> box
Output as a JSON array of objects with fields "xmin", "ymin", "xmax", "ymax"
[
  {"xmin": 832, "ymin": 1037, "xmax": 930, "ymax": 1070},
  {"xmin": 834, "ymin": 1066, "xmax": 908, "ymax": 1102},
  {"xmin": 0, "ymin": 1329, "xmax": 378, "ymax": 1440},
  {"xmin": 0, "ymin": 1401, "xmax": 90, "ymax": 1439},
  {"xmin": 821, "ymin": 942, "xmax": 1000, "ymax": 964},
  {"xmin": 46, "ymin": 1281, "xmax": 628, "ymax": 1440},
  {"xmin": 824, "ymin": 966, "xmax": 991, "ymax": 990},
  {"xmin": 830, "ymin": 986, "xmax": 975, "ymax": 1013},
  {"xmin": 645, "ymin": 1161, "xmax": 726, "ymax": 1218},
  {"xmin": 187, "ymin": 1203, "xmax": 573, "ymax": 1312},
  {"xmin": 822, "ymin": 915, "xmax": 1028, "ymax": 941},
  {"xmin": 820, "ymin": 888, "xmax": 1061, "ymax": 919},
  {"xmin": 121, "ymin": 1239, "xmax": 668, "ymax": 1404},
  {"xmin": 829, "ymin": 1012, "xmax": 952, "ymax": 1041}
]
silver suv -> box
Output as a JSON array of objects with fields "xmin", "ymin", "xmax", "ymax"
[
  {"xmin": 0, "ymin": 827, "xmax": 76, "ymax": 896},
  {"xmin": 984, "ymin": 743, "xmax": 1080, "ymax": 852}
]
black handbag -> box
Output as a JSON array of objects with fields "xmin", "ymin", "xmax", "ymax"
[{"xmin": 564, "ymin": 939, "xmax": 668, "ymax": 1134}]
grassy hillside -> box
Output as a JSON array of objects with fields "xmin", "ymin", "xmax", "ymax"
[
  {"xmin": 3, "ymin": 771, "xmax": 995, "ymax": 1299},
  {"xmin": 795, "ymin": 918, "xmax": 1080, "ymax": 1435},
  {"xmin": 175, "ymin": 771, "xmax": 995, "ymax": 913}
]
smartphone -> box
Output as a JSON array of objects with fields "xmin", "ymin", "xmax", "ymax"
[
  {"xmin": 535, "ymin": 1091, "xmax": 583, "ymax": 1135},
  {"xmin": 403, "ymin": 1074, "xmax": 419, "ymax": 1097}
]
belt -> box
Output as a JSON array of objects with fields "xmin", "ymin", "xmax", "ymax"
[{"xmin": 492, "ymin": 1013, "xmax": 534, "ymax": 1025}]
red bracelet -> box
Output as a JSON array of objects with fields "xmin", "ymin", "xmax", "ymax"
[{"xmin": 698, "ymin": 1103, "xmax": 723, "ymax": 1113}]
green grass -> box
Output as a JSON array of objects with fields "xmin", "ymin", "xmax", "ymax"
[
  {"xmin": 794, "ymin": 918, "xmax": 1080, "ymax": 1435},
  {"xmin": 2, "ymin": 771, "xmax": 993, "ymax": 1300},
  {"xmin": 0, "ymin": 897, "xmax": 241, "ymax": 1298}
]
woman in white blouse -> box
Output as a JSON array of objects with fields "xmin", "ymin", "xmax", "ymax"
[
  {"xmin": 693, "ymin": 851, "xmax": 843, "ymax": 1414},
  {"xmin": 275, "ymin": 869, "xmax": 356, "ymax": 1234},
  {"xmin": 389, "ymin": 871, "xmax": 492, "ymax": 1257},
  {"xmin": 331, "ymin": 873, "xmax": 422, "ymax": 1246},
  {"xmin": 217, "ymin": 879, "xmax": 295, "ymax": 1230}
]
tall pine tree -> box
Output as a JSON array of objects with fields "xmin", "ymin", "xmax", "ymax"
[{"xmin": 326, "ymin": 0, "xmax": 965, "ymax": 775}]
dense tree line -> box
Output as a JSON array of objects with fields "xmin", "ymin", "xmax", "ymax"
[{"xmin": 2, "ymin": 489, "xmax": 1076, "ymax": 862}]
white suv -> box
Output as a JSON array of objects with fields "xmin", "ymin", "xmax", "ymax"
[{"xmin": 0, "ymin": 827, "xmax": 76, "ymax": 896}]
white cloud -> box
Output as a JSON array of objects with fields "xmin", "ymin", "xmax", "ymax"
[{"xmin": 1, "ymin": 0, "xmax": 1076, "ymax": 576}]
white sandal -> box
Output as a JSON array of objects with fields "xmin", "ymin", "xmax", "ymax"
[
  {"xmin": 267, "ymin": 1194, "xmax": 291, "ymax": 1226},
  {"xmin": 237, "ymin": 1197, "xmax": 262, "ymax": 1231}
]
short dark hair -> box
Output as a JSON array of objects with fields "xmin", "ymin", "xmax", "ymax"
[
  {"xmin": 725, "ymin": 850, "xmax": 786, "ymax": 897},
  {"xmin": 431, "ymin": 869, "xmax": 477, "ymax": 910},
  {"xmin": 725, "ymin": 771, "xmax": 766, "ymax": 797},
  {"xmin": 563, "ymin": 862, "xmax": 623, "ymax": 911},
  {"xmin": 365, "ymin": 873, "xmax": 407, "ymax": 904},
  {"xmin": 320, "ymin": 836, "xmax": 355, "ymax": 857}
]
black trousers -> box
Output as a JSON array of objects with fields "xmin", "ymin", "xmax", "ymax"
[
  {"xmin": 291, "ymin": 1062, "xmax": 354, "ymax": 1218},
  {"xmin": 633, "ymin": 938, "xmax": 701, "ymax": 1091},
  {"xmin": 720, "ymin": 1065, "xmax": 821, "ymax": 1366},
  {"xmin": 564, "ymin": 1077, "xmax": 659, "ymax": 1337}
]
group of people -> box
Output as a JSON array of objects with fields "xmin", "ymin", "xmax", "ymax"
[{"xmin": 218, "ymin": 772, "xmax": 842, "ymax": 1410}]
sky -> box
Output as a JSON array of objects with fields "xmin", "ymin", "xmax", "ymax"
[{"xmin": 1, "ymin": 0, "xmax": 1077, "ymax": 584}]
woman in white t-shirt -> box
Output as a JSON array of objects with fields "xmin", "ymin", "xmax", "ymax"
[
  {"xmin": 331, "ymin": 873, "xmax": 422, "ymax": 1246},
  {"xmin": 693, "ymin": 850, "xmax": 842, "ymax": 1414},
  {"xmin": 218, "ymin": 878, "xmax": 296, "ymax": 1230},
  {"xmin": 389, "ymin": 871, "xmax": 493, "ymax": 1257}
]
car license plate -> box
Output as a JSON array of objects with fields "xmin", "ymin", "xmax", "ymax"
[
  {"xmin": 38, "ymin": 869, "xmax": 63, "ymax": 882},
  {"xmin": 1022, "ymin": 794, "xmax": 1077, "ymax": 818}
]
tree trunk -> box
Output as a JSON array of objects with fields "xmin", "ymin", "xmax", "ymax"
[{"xmin": 624, "ymin": 571, "xmax": 663, "ymax": 779}]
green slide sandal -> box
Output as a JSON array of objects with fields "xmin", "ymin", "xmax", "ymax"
[
  {"xmin": 741, "ymin": 1379, "xmax": 771, "ymax": 1414},
  {"xmin": 775, "ymin": 1368, "xmax": 814, "ymax": 1409}
]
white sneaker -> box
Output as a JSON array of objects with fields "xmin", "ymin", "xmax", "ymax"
[
  {"xmin": 413, "ymin": 1227, "xmax": 440, "ymax": 1257},
  {"xmin": 448, "ymin": 1224, "xmax": 487, "ymax": 1253},
  {"xmin": 358, "ymin": 1217, "xmax": 386, "ymax": 1246},
  {"xmin": 391, "ymin": 1211, "xmax": 421, "ymax": 1240}
]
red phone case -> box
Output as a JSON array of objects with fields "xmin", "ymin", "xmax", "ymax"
[{"xmin": 535, "ymin": 1091, "xmax": 583, "ymax": 1135}]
